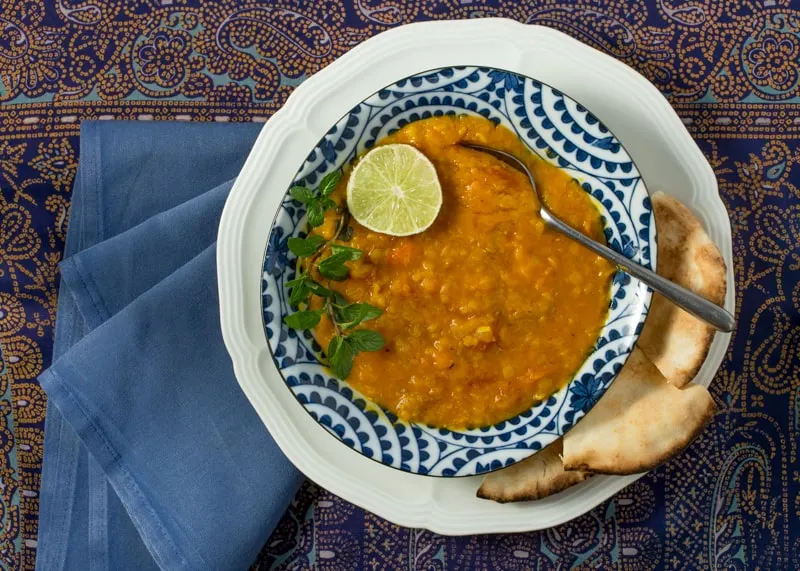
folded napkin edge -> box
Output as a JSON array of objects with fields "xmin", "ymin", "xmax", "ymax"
[
  {"xmin": 39, "ymin": 366, "xmax": 204, "ymax": 571},
  {"xmin": 60, "ymin": 255, "xmax": 109, "ymax": 331}
]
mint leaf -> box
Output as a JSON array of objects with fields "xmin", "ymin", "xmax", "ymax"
[
  {"xmin": 337, "ymin": 303, "xmax": 383, "ymax": 329},
  {"xmin": 327, "ymin": 336, "xmax": 355, "ymax": 379},
  {"xmin": 284, "ymin": 310, "xmax": 322, "ymax": 330},
  {"xmin": 289, "ymin": 186, "xmax": 315, "ymax": 205},
  {"xmin": 285, "ymin": 275, "xmax": 306, "ymax": 288},
  {"xmin": 330, "ymin": 244, "xmax": 362, "ymax": 261},
  {"xmin": 319, "ymin": 171, "xmax": 342, "ymax": 197},
  {"xmin": 318, "ymin": 251, "xmax": 351, "ymax": 280},
  {"xmin": 318, "ymin": 263, "xmax": 348, "ymax": 281},
  {"xmin": 347, "ymin": 330, "xmax": 385, "ymax": 352},
  {"xmin": 307, "ymin": 280, "xmax": 333, "ymax": 298},
  {"xmin": 288, "ymin": 235, "xmax": 325, "ymax": 257},
  {"xmin": 288, "ymin": 276, "xmax": 310, "ymax": 306},
  {"xmin": 327, "ymin": 335, "xmax": 341, "ymax": 357},
  {"xmin": 307, "ymin": 200, "xmax": 325, "ymax": 227}
]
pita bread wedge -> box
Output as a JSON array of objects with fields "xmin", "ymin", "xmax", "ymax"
[
  {"xmin": 638, "ymin": 191, "xmax": 727, "ymax": 388},
  {"xmin": 562, "ymin": 347, "xmax": 716, "ymax": 474},
  {"xmin": 477, "ymin": 439, "xmax": 589, "ymax": 503}
]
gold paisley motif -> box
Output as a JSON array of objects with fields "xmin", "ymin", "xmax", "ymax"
[
  {"xmin": 750, "ymin": 205, "xmax": 800, "ymax": 272},
  {"xmin": 0, "ymin": 0, "xmax": 61, "ymax": 103},
  {"xmin": 57, "ymin": 0, "xmax": 111, "ymax": 26},
  {"xmin": 487, "ymin": 534, "xmax": 550, "ymax": 570},
  {"xmin": 615, "ymin": 479, "xmax": 658, "ymax": 524},
  {"xmin": 741, "ymin": 203, "xmax": 800, "ymax": 394},
  {"xmin": 15, "ymin": 426, "xmax": 44, "ymax": 469},
  {"xmin": 0, "ymin": 204, "xmax": 41, "ymax": 264},
  {"xmin": 713, "ymin": 370, "xmax": 745, "ymax": 410},
  {"xmin": 0, "ymin": 292, "xmax": 26, "ymax": 337},
  {"xmin": 315, "ymin": 489, "xmax": 355, "ymax": 526},
  {"xmin": 10, "ymin": 382, "xmax": 47, "ymax": 425},
  {"xmin": 30, "ymin": 138, "xmax": 78, "ymax": 192},
  {"xmin": 44, "ymin": 195, "xmax": 70, "ymax": 245},
  {"xmin": 1, "ymin": 337, "xmax": 43, "ymax": 381},
  {"xmin": 655, "ymin": 0, "xmax": 718, "ymax": 27},
  {"xmin": 544, "ymin": 506, "xmax": 616, "ymax": 561},
  {"xmin": 747, "ymin": 301, "xmax": 798, "ymax": 394},
  {"xmin": 355, "ymin": 0, "xmax": 418, "ymax": 26},
  {"xmin": 0, "ymin": 141, "xmax": 25, "ymax": 179},
  {"xmin": 666, "ymin": 410, "xmax": 788, "ymax": 570},
  {"xmin": 195, "ymin": 3, "xmax": 348, "ymax": 84},
  {"xmin": 619, "ymin": 526, "xmax": 662, "ymax": 571},
  {"xmin": 523, "ymin": 5, "xmax": 642, "ymax": 59},
  {"xmin": 317, "ymin": 528, "xmax": 360, "ymax": 570}
]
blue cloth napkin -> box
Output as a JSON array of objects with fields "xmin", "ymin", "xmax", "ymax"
[{"xmin": 37, "ymin": 121, "xmax": 303, "ymax": 570}]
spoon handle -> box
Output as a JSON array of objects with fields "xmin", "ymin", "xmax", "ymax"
[{"xmin": 543, "ymin": 213, "xmax": 735, "ymax": 332}]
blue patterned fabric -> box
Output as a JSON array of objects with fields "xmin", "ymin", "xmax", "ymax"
[{"xmin": 0, "ymin": 2, "xmax": 798, "ymax": 570}]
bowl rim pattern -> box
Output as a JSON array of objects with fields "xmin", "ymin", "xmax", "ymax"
[{"xmin": 260, "ymin": 64, "xmax": 656, "ymax": 478}]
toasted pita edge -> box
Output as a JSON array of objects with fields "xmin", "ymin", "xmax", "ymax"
[
  {"xmin": 562, "ymin": 347, "xmax": 717, "ymax": 475},
  {"xmin": 640, "ymin": 295, "xmax": 718, "ymax": 388},
  {"xmin": 649, "ymin": 191, "xmax": 727, "ymax": 304},
  {"xmin": 477, "ymin": 439, "xmax": 589, "ymax": 503},
  {"xmin": 638, "ymin": 191, "xmax": 728, "ymax": 388}
]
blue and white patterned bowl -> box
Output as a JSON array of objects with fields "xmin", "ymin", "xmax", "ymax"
[{"xmin": 262, "ymin": 66, "xmax": 655, "ymax": 477}]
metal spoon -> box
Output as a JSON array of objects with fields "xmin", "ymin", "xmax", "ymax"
[{"xmin": 461, "ymin": 143, "xmax": 735, "ymax": 332}]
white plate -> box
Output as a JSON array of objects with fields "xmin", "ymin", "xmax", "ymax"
[{"xmin": 217, "ymin": 18, "xmax": 734, "ymax": 535}]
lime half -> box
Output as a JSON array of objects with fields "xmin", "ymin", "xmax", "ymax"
[{"xmin": 346, "ymin": 144, "xmax": 442, "ymax": 236}]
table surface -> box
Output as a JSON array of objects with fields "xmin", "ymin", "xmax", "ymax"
[{"xmin": 0, "ymin": 2, "xmax": 798, "ymax": 570}]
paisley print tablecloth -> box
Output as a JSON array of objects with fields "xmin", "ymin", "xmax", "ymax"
[{"xmin": 0, "ymin": 2, "xmax": 798, "ymax": 569}]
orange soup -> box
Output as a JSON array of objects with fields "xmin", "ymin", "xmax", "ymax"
[{"xmin": 310, "ymin": 115, "xmax": 614, "ymax": 429}]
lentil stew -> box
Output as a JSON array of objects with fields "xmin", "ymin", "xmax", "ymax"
[{"xmin": 310, "ymin": 115, "xmax": 615, "ymax": 429}]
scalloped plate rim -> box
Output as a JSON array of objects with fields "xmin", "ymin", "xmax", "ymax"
[{"xmin": 217, "ymin": 19, "xmax": 734, "ymax": 535}]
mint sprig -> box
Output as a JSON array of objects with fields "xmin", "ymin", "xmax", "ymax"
[
  {"xmin": 288, "ymin": 235, "xmax": 325, "ymax": 257},
  {"xmin": 289, "ymin": 170, "xmax": 342, "ymax": 228},
  {"xmin": 283, "ymin": 170, "xmax": 385, "ymax": 379}
]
